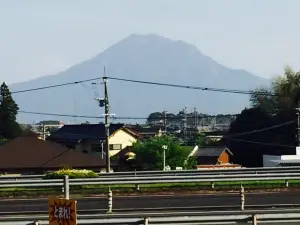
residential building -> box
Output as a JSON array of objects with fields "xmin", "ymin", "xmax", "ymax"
[
  {"xmin": 47, "ymin": 123, "xmax": 138, "ymax": 157},
  {"xmin": 0, "ymin": 135, "xmax": 116, "ymax": 174},
  {"xmin": 263, "ymin": 147, "xmax": 300, "ymax": 167},
  {"xmin": 125, "ymin": 125, "xmax": 163, "ymax": 139},
  {"xmin": 192, "ymin": 146, "xmax": 241, "ymax": 169}
]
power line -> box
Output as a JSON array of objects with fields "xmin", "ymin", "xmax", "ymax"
[
  {"xmin": 106, "ymin": 76, "xmax": 279, "ymax": 96},
  {"xmin": 224, "ymin": 121, "xmax": 295, "ymax": 138},
  {"xmin": 18, "ymin": 110, "xmax": 238, "ymax": 120},
  {"xmin": 11, "ymin": 77, "xmax": 101, "ymax": 94},
  {"xmin": 10, "ymin": 75, "xmax": 279, "ymax": 96},
  {"xmin": 228, "ymin": 138, "xmax": 295, "ymax": 148}
]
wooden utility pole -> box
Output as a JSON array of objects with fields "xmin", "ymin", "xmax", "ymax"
[{"xmin": 103, "ymin": 74, "xmax": 110, "ymax": 173}]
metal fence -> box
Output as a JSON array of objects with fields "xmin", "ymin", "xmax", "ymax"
[
  {"xmin": 2, "ymin": 212, "xmax": 300, "ymax": 224},
  {"xmin": 2, "ymin": 165, "xmax": 300, "ymax": 180},
  {"xmin": 0, "ymin": 173, "xmax": 299, "ymax": 188}
]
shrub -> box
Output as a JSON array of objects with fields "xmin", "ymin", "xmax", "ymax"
[{"xmin": 44, "ymin": 168, "xmax": 99, "ymax": 179}]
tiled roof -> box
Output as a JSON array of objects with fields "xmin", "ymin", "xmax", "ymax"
[
  {"xmin": 47, "ymin": 123, "xmax": 124, "ymax": 143},
  {"xmin": 193, "ymin": 147, "xmax": 232, "ymax": 157},
  {"xmin": 0, "ymin": 136, "xmax": 112, "ymax": 170}
]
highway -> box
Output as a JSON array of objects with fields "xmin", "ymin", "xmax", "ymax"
[{"xmin": 1, "ymin": 190, "xmax": 300, "ymax": 213}]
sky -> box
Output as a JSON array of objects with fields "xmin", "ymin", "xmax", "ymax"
[{"xmin": 1, "ymin": 0, "xmax": 300, "ymax": 84}]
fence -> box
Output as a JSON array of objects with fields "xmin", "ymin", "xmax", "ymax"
[
  {"xmin": 0, "ymin": 173, "xmax": 300, "ymax": 188},
  {"xmin": 2, "ymin": 165, "xmax": 300, "ymax": 180},
  {"xmin": 2, "ymin": 212, "xmax": 300, "ymax": 224}
]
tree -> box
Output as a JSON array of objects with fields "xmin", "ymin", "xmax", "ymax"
[
  {"xmin": 131, "ymin": 135, "xmax": 196, "ymax": 170},
  {"xmin": 0, "ymin": 82, "xmax": 21, "ymax": 139},
  {"xmin": 228, "ymin": 67, "xmax": 300, "ymax": 167}
]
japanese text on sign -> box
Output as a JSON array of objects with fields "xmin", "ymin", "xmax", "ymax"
[{"xmin": 48, "ymin": 198, "xmax": 77, "ymax": 225}]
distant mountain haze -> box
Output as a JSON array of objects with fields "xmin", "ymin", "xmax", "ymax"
[{"xmin": 10, "ymin": 34, "xmax": 269, "ymax": 124}]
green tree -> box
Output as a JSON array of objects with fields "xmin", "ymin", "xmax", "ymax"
[
  {"xmin": 132, "ymin": 135, "xmax": 196, "ymax": 170},
  {"xmin": 228, "ymin": 67, "xmax": 300, "ymax": 167},
  {"xmin": 0, "ymin": 82, "xmax": 21, "ymax": 139}
]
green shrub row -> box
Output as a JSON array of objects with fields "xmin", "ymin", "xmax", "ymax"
[{"xmin": 44, "ymin": 168, "xmax": 99, "ymax": 179}]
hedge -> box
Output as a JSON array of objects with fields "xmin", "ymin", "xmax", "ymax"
[{"xmin": 44, "ymin": 168, "xmax": 99, "ymax": 179}]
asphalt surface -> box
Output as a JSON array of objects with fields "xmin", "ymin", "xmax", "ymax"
[{"xmin": 0, "ymin": 190, "xmax": 300, "ymax": 213}]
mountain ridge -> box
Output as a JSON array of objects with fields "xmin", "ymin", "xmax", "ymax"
[{"xmin": 9, "ymin": 34, "xmax": 269, "ymax": 124}]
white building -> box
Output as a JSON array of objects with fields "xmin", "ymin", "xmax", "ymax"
[{"xmin": 263, "ymin": 147, "xmax": 300, "ymax": 167}]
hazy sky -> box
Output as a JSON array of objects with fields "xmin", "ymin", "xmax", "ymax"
[{"xmin": 1, "ymin": 0, "xmax": 300, "ymax": 84}]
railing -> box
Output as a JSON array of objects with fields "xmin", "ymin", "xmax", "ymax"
[
  {"xmin": 2, "ymin": 165, "xmax": 300, "ymax": 180},
  {"xmin": 0, "ymin": 173, "xmax": 300, "ymax": 188},
  {"xmin": 2, "ymin": 212, "xmax": 300, "ymax": 224}
]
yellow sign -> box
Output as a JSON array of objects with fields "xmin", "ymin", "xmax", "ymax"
[{"xmin": 48, "ymin": 198, "xmax": 77, "ymax": 225}]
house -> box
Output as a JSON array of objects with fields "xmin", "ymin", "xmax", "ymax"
[
  {"xmin": 263, "ymin": 146, "xmax": 300, "ymax": 167},
  {"xmin": 47, "ymin": 123, "xmax": 138, "ymax": 157},
  {"xmin": 0, "ymin": 136, "xmax": 117, "ymax": 174},
  {"xmin": 125, "ymin": 125, "xmax": 163, "ymax": 139},
  {"xmin": 193, "ymin": 146, "xmax": 241, "ymax": 169}
]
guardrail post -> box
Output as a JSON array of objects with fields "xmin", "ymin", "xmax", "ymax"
[
  {"xmin": 144, "ymin": 217, "xmax": 149, "ymax": 225},
  {"xmin": 64, "ymin": 175, "xmax": 69, "ymax": 200},
  {"xmin": 240, "ymin": 185, "xmax": 245, "ymax": 211},
  {"xmin": 252, "ymin": 214, "xmax": 257, "ymax": 225},
  {"xmin": 108, "ymin": 187, "xmax": 113, "ymax": 213},
  {"xmin": 135, "ymin": 184, "xmax": 140, "ymax": 191},
  {"xmin": 285, "ymin": 180, "xmax": 289, "ymax": 188}
]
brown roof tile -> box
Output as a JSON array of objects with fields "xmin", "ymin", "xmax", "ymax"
[{"xmin": 0, "ymin": 136, "xmax": 110, "ymax": 170}]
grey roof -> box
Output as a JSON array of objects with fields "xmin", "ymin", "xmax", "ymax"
[
  {"xmin": 270, "ymin": 159, "xmax": 300, "ymax": 165},
  {"xmin": 194, "ymin": 147, "xmax": 232, "ymax": 157}
]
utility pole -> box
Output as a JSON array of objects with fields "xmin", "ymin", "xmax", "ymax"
[
  {"xmin": 163, "ymin": 110, "xmax": 167, "ymax": 134},
  {"xmin": 296, "ymin": 101, "xmax": 300, "ymax": 146},
  {"xmin": 104, "ymin": 74, "xmax": 110, "ymax": 173},
  {"xmin": 97, "ymin": 67, "xmax": 111, "ymax": 173},
  {"xmin": 183, "ymin": 107, "xmax": 187, "ymax": 142},
  {"xmin": 194, "ymin": 107, "xmax": 198, "ymax": 132}
]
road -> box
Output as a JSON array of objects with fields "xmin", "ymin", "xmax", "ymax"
[{"xmin": 1, "ymin": 191, "xmax": 300, "ymax": 213}]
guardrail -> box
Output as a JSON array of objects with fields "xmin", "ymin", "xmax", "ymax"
[
  {"xmin": 2, "ymin": 165, "xmax": 300, "ymax": 180},
  {"xmin": 0, "ymin": 172, "xmax": 299, "ymax": 188},
  {"xmin": 2, "ymin": 212, "xmax": 300, "ymax": 225}
]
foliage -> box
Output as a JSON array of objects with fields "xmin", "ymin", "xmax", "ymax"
[
  {"xmin": 0, "ymin": 138, "xmax": 8, "ymax": 145},
  {"xmin": 131, "ymin": 135, "xmax": 196, "ymax": 170},
  {"xmin": 0, "ymin": 82, "xmax": 21, "ymax": 139},
  {"xmin": 44, "ymin": 168, "xmax": 99, "ymax": 179},
  {"xmin": 228, "ymin": 66, "xmax": 300, "ymax": 167}
]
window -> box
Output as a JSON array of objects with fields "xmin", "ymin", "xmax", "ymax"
[
  {"xmin": 109, "ymin": 144, "xmax": 122, "ymax": 150},
  {"xmin": 90, "ymin": 144, "xmax": 103, "ymax": 153}
]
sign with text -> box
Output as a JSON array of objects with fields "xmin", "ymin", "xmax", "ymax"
[{"xmin": 48, "ymin": 198, "xmax": 77, "ymax": 225}]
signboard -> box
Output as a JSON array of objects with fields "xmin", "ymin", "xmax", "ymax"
[{"xmin": 48, "ymin": 198, "xmax": 77, "ymax": 225}]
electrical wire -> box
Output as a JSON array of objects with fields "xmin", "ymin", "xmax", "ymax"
[
  {"xmin": 106, "ymin": 76, "xmax": 278, "ymax": 96},
  {"xmin": 18, "ymin": 110, "xmax": 238, "ymax": 120},
  {"xmin": 224, "ymin": 121, "xmax": 295, "ymax": 138},
  {"xmin": 228, "ymin": 138, "xmax": 295, "ymax": 148},
  {"xmin": 10, "ymin": 75, "xmax": 279, "ymax": 96},
  {"xmin": 11, "ymin": 77, "xmax": 101, "ymax": 94}
]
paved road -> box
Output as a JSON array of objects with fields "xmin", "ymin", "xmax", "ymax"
[{"xmin": 1, "ymin": 191, "xmax": 300, "ymax": 213}]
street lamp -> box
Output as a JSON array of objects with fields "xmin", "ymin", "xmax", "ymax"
[{"xmin": 162, "ymin": 145, "xmax": 168, "ymax": 171}]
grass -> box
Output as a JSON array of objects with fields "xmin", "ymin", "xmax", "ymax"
[{"xmin": 1, "ymin": 180, "xmax": 300, "ymax": 198}]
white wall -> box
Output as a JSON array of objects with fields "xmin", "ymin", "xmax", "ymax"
[
  {"xmin": 263, "ymin": 155, "xmax": 281, "ymax": 167},
  {"xmin": 109, "ymin": 129, "xmax": 137, "ymax": 156},
  {"xmin": 263, "ymin": 147, "xmax": 300, "ymax": 167}
]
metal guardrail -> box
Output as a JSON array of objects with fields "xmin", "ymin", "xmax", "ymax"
[
  {"xmin": 0, "ymin": 172, "xmax": 299, "ymax": 188},
  {"xmin": 2, "ymin": 212, "xmax": 300, "ymax": 224},
  {"xmin": 2, "ymin": 165, "xmax": 300, "ymax": 180}
]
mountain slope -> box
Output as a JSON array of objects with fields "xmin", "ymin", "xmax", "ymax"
[{"xmin": 10, "ymin": 34, "xmax": 269, "ymax": 123}]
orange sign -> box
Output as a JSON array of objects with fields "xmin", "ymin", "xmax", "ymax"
[{"xmin": 48, "ymin": 198, "xmax": 77, "ymax": 225}]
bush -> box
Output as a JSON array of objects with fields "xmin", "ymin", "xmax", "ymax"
[{"xmin": 44, "ymin": 168, "xmax": 99, "ymax": 179}]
